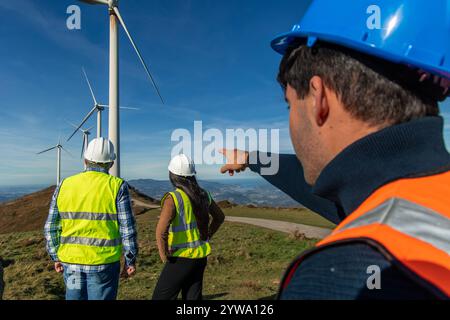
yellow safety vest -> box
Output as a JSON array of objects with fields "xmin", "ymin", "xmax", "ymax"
[
  {"xmin": 56, "ymin": 171, "xmax": 124, "ymax": 265},
  {"xmin": 162, "ymin": 189, "xmax": 212, "ymax": 259}
]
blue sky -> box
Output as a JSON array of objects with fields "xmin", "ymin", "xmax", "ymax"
[{"xmin": 0, "ymin": 0, "xmax": 449, "ymax": 186}]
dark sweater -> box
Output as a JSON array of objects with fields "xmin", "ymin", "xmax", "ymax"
[{"xmin": 249, "ymin": 116, "xmax": 450, "ymax": 299}]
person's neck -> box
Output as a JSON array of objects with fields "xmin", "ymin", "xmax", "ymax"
[
  {"xmin": 312, "ymin": 116, "xmax": 450, "ymax": 222},
  {"xmin": 323, "ymin": 119, "xmax": 383, "ymax": 165}
]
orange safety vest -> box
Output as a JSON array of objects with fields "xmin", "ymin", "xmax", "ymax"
[{"xmin": 279, "ymin": 170, "xmax": 450, "ymax": 298}]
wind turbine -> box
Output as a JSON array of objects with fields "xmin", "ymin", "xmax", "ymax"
[
  {"xmin": 37, "ymin": 138, "xmax": 73, "ymax": 185},
  {"xmin": 67, "ymin": 68, "xmax": 139, "ymax": 142},
  {"xmin": 67, "ymin": 121, "xmax": 94, "ymax": 158},
  {"xmin": 78, "ymin": 0, "xmax": 164, "ymax": 177}
]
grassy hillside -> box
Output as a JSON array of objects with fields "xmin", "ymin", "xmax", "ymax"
[{"xmin": 0, "ymin": 208, "xmax": 319, "ymax": 300}]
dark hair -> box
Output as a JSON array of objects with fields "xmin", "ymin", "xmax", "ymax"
[
  {"xmin": 85, "ymin": 160, "xmax": 112, "ymax": 171},
  {"xmin": 169, "ymin": 172, "xmax": 210, "ymax": 240},
  {"xmin": 278, "ymin": 42, "xmax": 441, "ymax": 127}
]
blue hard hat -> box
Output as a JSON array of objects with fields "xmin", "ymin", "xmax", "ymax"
[{"xmin": 271, "ymin": 0, "xmax": 450, "ymax": 83}]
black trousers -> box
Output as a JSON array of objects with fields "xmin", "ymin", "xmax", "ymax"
[{"xmin": 152, "ymin": 257, "xmax": 207, "ymax": 300}]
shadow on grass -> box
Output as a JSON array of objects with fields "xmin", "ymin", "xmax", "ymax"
[
  {"xmin": 204, "ymin": 292, "xmax": 229, "ymax": 300},
  {"xmin": 1, "ymin": 259, "xmax": 15, "ymax": 268}
]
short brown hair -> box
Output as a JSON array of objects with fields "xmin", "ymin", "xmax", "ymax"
[{"xmin": 278, "ymin": 42, "xmax": 440, "ymax": 127}]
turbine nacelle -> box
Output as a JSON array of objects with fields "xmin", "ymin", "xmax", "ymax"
[{"xmin": 67, "ymin": 68, "xmax": 140, "ymax": 142}]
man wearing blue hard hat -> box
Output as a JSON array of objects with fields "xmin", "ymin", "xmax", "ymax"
[{"xmin": 221, "ymin": 0, "xmax": 450, "ymax": 299}]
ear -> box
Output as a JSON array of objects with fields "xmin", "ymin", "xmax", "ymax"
[{"xmin": 309, "ymin": 76, "xmax": 329, "ymax": 127}]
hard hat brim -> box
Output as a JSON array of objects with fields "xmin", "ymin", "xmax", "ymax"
[
  {"xmin": 84, "ymin": 157, "xmax": 115, "ymax": 164},
  {"xmin": 271, "ymin": 31, "xmax": 450, "ymax": 82},
  {"xmin": 168, "ymin": 166, "xmax": 196, "ymax": 177}
]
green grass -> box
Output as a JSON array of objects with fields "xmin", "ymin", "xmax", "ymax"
[
  {"xmin": 224, "ymin": 206, "xmax": 336, "ymax": 229},
  {"xmin": 0, "ymin": 207, "xmax": 321, "ymax": 300}
]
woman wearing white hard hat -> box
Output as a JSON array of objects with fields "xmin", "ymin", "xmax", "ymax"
[{"xmin": 152, "ymin": 154, "xmax": 225, "ymax": 300}]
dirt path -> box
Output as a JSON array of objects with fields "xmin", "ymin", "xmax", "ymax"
[
  {"xmin": 225, "ymin": 216, "xmax": 332, "ymax": 239},
  {"xmin": 131, "ymin": 198, "xmax": 332, "ymax": 239}
]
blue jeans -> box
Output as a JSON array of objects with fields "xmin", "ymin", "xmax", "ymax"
[{"xmin": 63, "ymin": 262, "xmax": 120, "ymax": 300}]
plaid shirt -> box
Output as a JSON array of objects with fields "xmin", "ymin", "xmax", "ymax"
[{"xmin": 44, "ymin": 167, "xmax": 138, "ymax": 273}]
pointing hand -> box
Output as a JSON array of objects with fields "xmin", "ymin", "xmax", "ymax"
[{"xmin": 219, "ymin": 149, "xmax": 249, "ymax": 176}]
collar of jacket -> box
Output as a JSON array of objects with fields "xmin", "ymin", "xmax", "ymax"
[
  {"xmin": 85, "ymin": 167, "xmax": 109, "ymax": 174},
  {"xmin": 312, "ymin": 116, "xmax": 450, "ymax": 221}
]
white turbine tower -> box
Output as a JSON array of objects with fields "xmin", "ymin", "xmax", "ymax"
[
  {"xmin": 37, "ymin": 138, "xmax": 73, "ymax": 185},
  {"xmin": 78, "ymin": 0, "xmax": 164, "ymax": 177},
  {"xmin": 67, "ymin": 68, "xmax": 139, "ymax": 142},
  {"xmin": 67, "ymin": 121, "xmax": 94, "ymax": 158}
]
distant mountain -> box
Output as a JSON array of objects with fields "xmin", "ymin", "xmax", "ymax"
[
  {"xmin": 128, "ymin": 179, "xmax": 301, "ymax": 208},
  {"xmin": 0, "ymin": 185, "xmax": 47, "ymax": 204}
]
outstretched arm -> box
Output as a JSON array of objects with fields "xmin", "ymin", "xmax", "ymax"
[{"xmin": 220, "ymin": 149, "xmax": 341, "ymax": 224}]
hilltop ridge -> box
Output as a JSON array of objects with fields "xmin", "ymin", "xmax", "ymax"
[{"xmin": 0, "ymin": 185, "xmax": 159, "ymax": 235}]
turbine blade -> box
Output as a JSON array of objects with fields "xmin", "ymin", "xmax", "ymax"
[
  {"xmin": 79, "ymin": 0, "xmax": 109, "ymax": 5},
  {"xmin": 61, "ymin": 146, "xmax": 74, "ymax": 158},
  {"xmin": 82, "ymin": 67, "xmax": 98, "ymax": 105},
  {"xmin": 67, "ymin": 106, "xmax": 97, "ymax": 142},
  {"xmin": 37, "ymin": 146, "xmax": 56, "ymax": 155},
  {"xmin": 113, "ymin": 6, "xmax": 165, "ymax": 104},
  {"xmin": 66, "ymin": 120, "xmax": 84, "ymax": 132},
  {"xmin": 66, "ymin": 120, "xmax": 78, "ymax": 130},
  {"xmin": 102, "ymin": 105, "xmax": 139, "ymax": 111}
]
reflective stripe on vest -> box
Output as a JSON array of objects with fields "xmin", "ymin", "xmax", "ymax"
[
  {"xmin": 56, "ymin": 171, "xmax": 124, "ymax": 265},
  {"xmin": 60, "ymin": 236, "xmax": 122, "ymax": 247},
  {"xmin": 173, "ymin": 190, "xmax": 186, "ymax": 224},
  {"xmin": 170, "ymin": 222, "xmax": 198, "ymax": 233},
  {"xmin": 170, "ymin": 240, "xmax": 205, "ymax": 250},
  {"xmin": 280, "ymin": 171, "xmax": 450, "ymax": 298},
  {"xmin": 60, "ymin": 212, "xmax": 118, "ymax": 221},
  {"xmin": 338, "ymin": 197, "xmax": 450, "ymax": 255},
  {"xmin": 163, "ymin": 189, "xmax": 212, "ymax": 259}
]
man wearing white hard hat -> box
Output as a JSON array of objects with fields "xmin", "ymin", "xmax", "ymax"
[
  {"xmin": 44, "ymin": 137, "xmax": 138, "ymax": 300},
  {"xmin": 152, "ymin": 154, "xmax": 225, "ymax": 300}
]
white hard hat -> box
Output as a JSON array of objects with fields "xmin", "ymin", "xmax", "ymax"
[
  {"xmin": 168, "ymin": 154, "xmax": 196, "ymax": 177},
  {"xmin": 84, "ymin": 137, "xmax": 116, "ymax": 163}
]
